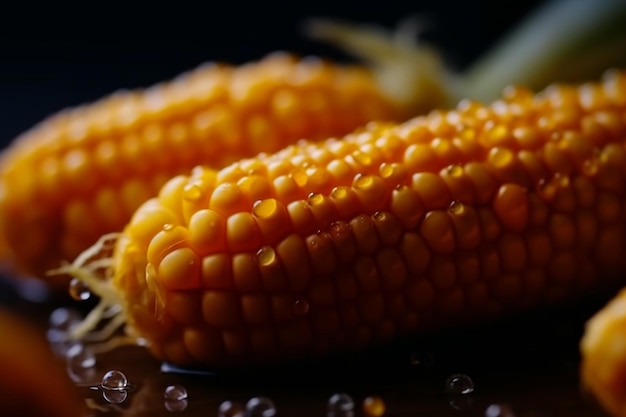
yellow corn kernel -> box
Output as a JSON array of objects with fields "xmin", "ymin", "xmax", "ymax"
[
  {"xmin": 60, "ymin": 70, "xmax": 626, "ymax": 368},
  {"xmin": 0, "ymin": 52, "xmax": 427, "ymax": 281}
]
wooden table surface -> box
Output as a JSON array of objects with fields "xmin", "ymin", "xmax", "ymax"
[{"xmin": 0, "ymin": 276, "xmax": 613, "ymax": 417}]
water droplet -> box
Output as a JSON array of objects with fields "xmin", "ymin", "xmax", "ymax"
[
  {"xmin": 101, "ymin": 370, "xmax": 128, "ymax": 391},
  {"xmin": 257, "ymin": 246, "xmax": 276, "ymax": 266},
  {"xmin": 163, "ymin": 223, "xmax": 175, "ymax": 231},
  {"xmin": 253, "ymin": 199, "xmax": 277, "ymax": 218},
  {"xmin": 373, "ymin": 211, "xmax": 388, "ymax": 222},
  {"xmin": 362, "ymin": 396, "xmax": 385, "ymax": 417},
  {"xmin": 448, "ymin": 200, "xmax": 465, "ymax": 215},
  {"xmin": 446, "ymin": 164, "xmax": 463, "ymax": 178},
  {"xmin": 354, "ymin": 174, "xmax": 374, "ymax": 189},
  {"xmin": 445, "ymin": 373, "xmax": 475, "ymax": 395},
  {"xmin": 246, "ymin": 396, "xmax": 277, "ymax": 417},
  {"xmin": 49, "ymin": 307, "xmax": 82, "ymax": 331},
  {"xmin": 66, "ymin": 343, "xmax": 96, "ymax": 369},
  {"xmin": 379, "ymin": 163, "xmax": 395, "ymax": 179},
  {"xmin": 328, "ymin": 393, "xmax": 355, "ymax": 416},
  {"xmin": 183, "ymin": 183, "xmax": 202, "ymax": 200},
  {"xmin": 218, "ymin": 400, "xmax": 246, "ymax": 417},
  {"xmin": 293, "ymin": 298, "xmax": 310, "ymax": 316},
  {"xmin": 409, "ymin": 351, "xmax": 434, "ymax": 368},
  {"xmin": 165, "ymin": 399, "xmax": 189, "ymax": 412},
  {"xmin": 331, "ymin": 186, "xmax": 348, "ymax": 200},
  {"xmin": 69, "ymin": 278, "xmax": 91, "ymax": 301},
  {"xmin": 102, "ymin": 389, "xmax": 127, "ymax": 404},
  {"xmin": 164, "ymin": 385, "xmax": 188, "ymax": 401},
  {"xmin": 307, "ymin": 192, "xmax": 324, "ymax": 206},
  {"xmin": 485, "ymin": 403, "xmax": 516, "ymax": 417}
]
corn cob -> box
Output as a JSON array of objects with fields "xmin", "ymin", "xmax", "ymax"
[
  {"xmin": 581, "ymin": 288, "xmax": 626, "ymax": 417},
  {"xmin": 0, "ymin": 52, "xmax": 447, "ymax": 282},
  {"xmin": 58, "ymin": 70, "xmax": 626, "ymax": 368}
]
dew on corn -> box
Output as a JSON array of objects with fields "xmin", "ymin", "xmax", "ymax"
[
  {"xmin": 164, "ymin": 398, "xmax": 188, "ymax": 412},
  {"xmin": 246, "ymin": 396, "xmax": 277, "ymax": 417},
  {"xmin": 445, "ymin": 373, "xmax": 475, "ymax": 395},
  {"xmin": 65, "ymin": 342, "xmax": 97, "ymax": 383},
  {"xmin": 101, "ymin": 370, "xmax": 128, "ymax": 391},
  {"xmin": 69, "ymin": 277, "xmax": 91, "ymax": 300},
  {"xmin": 218, "ymin": 400, "xmax": 246, "ymax": 417}
]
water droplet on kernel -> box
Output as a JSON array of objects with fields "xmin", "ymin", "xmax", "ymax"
[
  {"xmin": 308, "ymin": 192, "xmax": 324, "ymax": 206},
  {"xmin": 163, "ymin": 223, "xmax": 174, "ymax": 231},
  {"xmin": 328, "ymin": 393, "xmax": 354, "ymax": 416},
  {"xmin": 253, "ymin": 199, "xmax": 277, "ymax": 218},
  {"xmin": 257, "ymin": 246, "xmax": 276, "ymax": 266},
  {"xmin": 101, "ymin": 370, "xmax": 128, "ymax": 391},
  {"xmin": 246, "ymin": 396, "xmax": 277, "ymax": 417},
  {"xmin": 489, "ymin": 147, "xmax": 513, "ymax": 169},
  {"xmin": 379, "ymin": 163, "xmax": 394, "ymax": 179},
  {"xmin": 69, "ymin": 278, "xmax": 91, "ymax": 301},
  {"xmin": 102, "ymin": 389, "xmax": 128, "ymax": 404},
  {"xmin": 293, "ymin": 298, "xmax": 310, "ymax": 316},
  {"xmin": 183, "ymin": 183, "xmax": 202, "ymax": 201},
  {"xmin": 331, "ymin": 186, "xmax": 348, "ymax": 200},
  {"xmin": 445, "ymin": 373, "xmax": 475, "ymax": 395},
  {"xmin": 354, "ymin": 174, "xmax": 374, "ymax": 189},
  {"xmin": 485, "ymin": 403, "xmax": 516, "ymax": 417},
  {"xmin": 362, "ymin": 396, "xmax": 385, "ymax": 417},
  {"xmin": 218, "ymin": 400, "xmax": 245, "ymax": 417},
  {"xmin": 448, "ymin": 200, "xmax": 465, "ymax": 215},
  {"xmin": 164, "ymin": 385, "xmax": 188, "ymax": 401},
  {"xmin": 446, "ymin": 164, "xmax": 463, "ymax": 178}
]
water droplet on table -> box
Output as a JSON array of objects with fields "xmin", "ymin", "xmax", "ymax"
[
  {"xmin": 218, "ymin": 400, "xmax": 245, "ymax": 417},
  {"xmin": 485, "ymin": 403, "xmax": 516, "ymax": 417},
  {"xmin": 164, "ymin": 385, "xmax": 188, "ymax": 401},
  {"xmin": 328, "ymin": 393, "xmax": 355, "ymax": 417},
  {"xmin": 101, "ymin": 370, "xmax": 128, "ymax": 391},
  {"xmin": 445, "ymin": 373, "xmax": 475, "ymax": 395},
  {"xmin": 246, "ymin": 396, "xmax": 277, "ymax": 417},
  {"xmin": 102, "ymin": 389, "xmax": 128, "ymax": 404},
  {"xmin": 164, "ymin": 399, "xmax": 188, "ymax": 412}
]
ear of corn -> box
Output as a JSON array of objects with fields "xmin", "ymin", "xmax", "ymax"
[
  {"xmin": 0, "ymin": 52, "xmax": 440, "ymax": 281},
  {"xmin": 58, "ymin": 70, "xmax": 626, "ymax": 368},
  {"xmin": 581, "ymin": 288, "xmax": 626, "ymax": 417}
]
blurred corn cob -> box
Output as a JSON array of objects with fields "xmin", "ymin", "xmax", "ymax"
[
  {"xmin": 0, "ymin": 52, "xmax": 450, "ymax": 283},
  {"xmin": 581, "ymin": 289, "xmax": 626, "ymax": 417},
  {"xmin": 56, "ymin": 69, "xmax": 626, "ymax": 368}
]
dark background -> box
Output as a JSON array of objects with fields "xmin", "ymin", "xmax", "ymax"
[{"xmin": 0, "ymin": 0, "xmax": 545, "ymax": 147}]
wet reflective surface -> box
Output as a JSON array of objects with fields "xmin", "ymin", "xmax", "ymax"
[{"xmin": 0, "ymin": 276, "xmax": 613, "ymax": 417}]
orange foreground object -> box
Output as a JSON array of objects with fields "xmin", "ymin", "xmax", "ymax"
[
  {"xmin": 581, "ymin": 288, "xmax": 626, "ymax": 417},
  {"xmin": 0, "ymin": 52, "xmax": 430, "ymax": 282},
  {"xmin": 62, "ymin": 70, "xmax": 626, "ymax": 368},
  {"xmin": 0, "ymin": 308, "xmax": 83, "ymax": 417}
]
